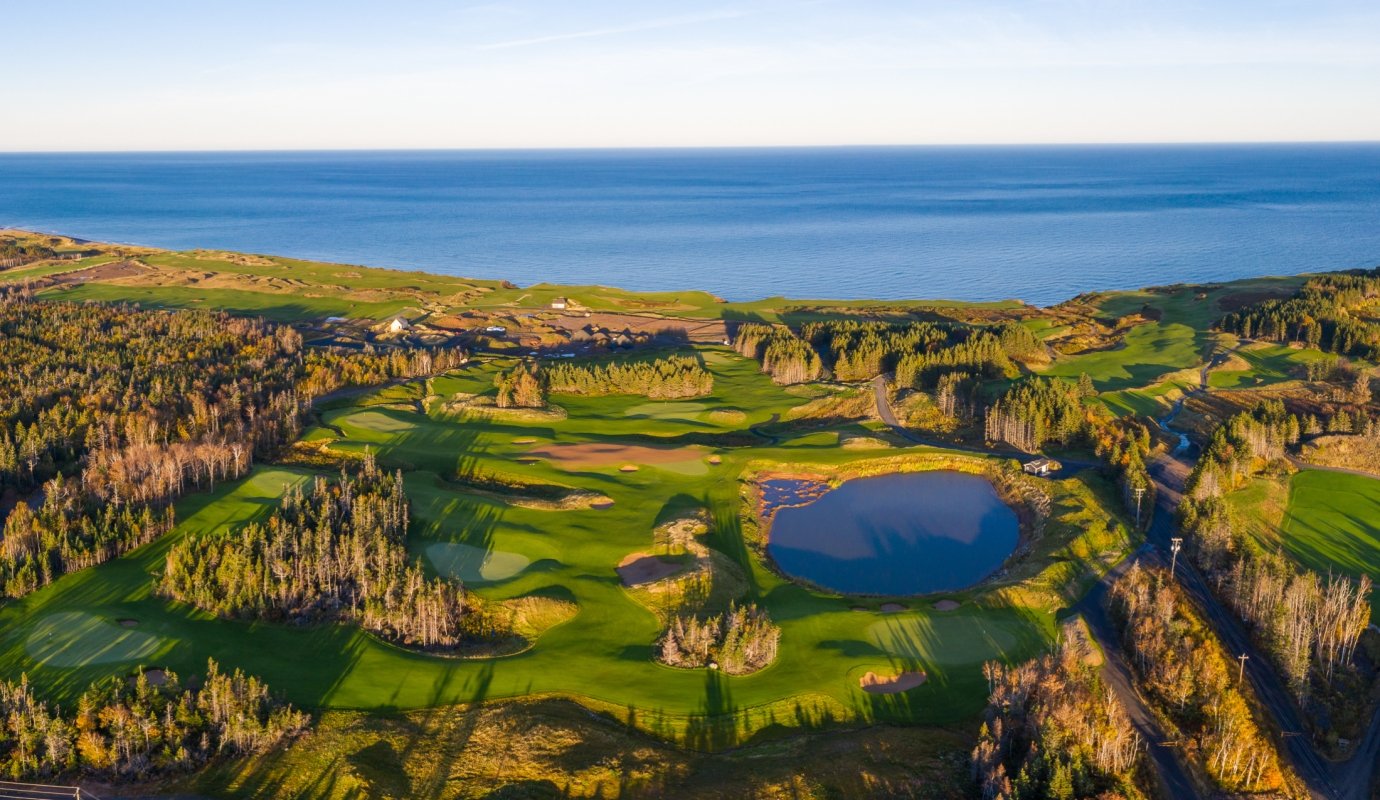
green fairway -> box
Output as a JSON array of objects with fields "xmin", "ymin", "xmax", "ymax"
[
  {"xmin": 1207, "ymin": 342, "xmax": 1331, "ymax": 389},
  {"xmin": 26, "ymin": 612, "xmax": 167, "ymax": 668},
  {"xmin": 0, "ymin": 348, "xmax": 1133, "ymax": 745},
  {"xmin": 39, "ymin": 282, "xmax": 413, "ymax": 322},
  {"xmin": 1280, "ymin": 469, "xmax": 1380, "ymax": 619},
  {"xmin": 1041, "ymin": 321, "xmax": 1202, "ymax": 392}
]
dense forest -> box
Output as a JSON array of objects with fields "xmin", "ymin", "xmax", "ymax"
[
  {"xmin": 0, "ymin": 659, "xmax": 306, "ymax": 782},
  {"xmin": 546, "ymin": 354, "xmax": 713, "ymax": 399},
  {"xmin": 657, "ymin": 602, "xmax": 780, "ymax": 675},
  {"xmin": 161, "ymin": 455, "xmax": 484, "ymax": 650},
  {"xmin": 731, "ymin": 319, "xmax": 1035, "ymax": 386},
  {"xmin": 971, "ymin": 641, "xmax": 1143, "ymax": 800},
  {"xmin": 1218, "ymin": 269, "xmax": 1380, "ymax": 359},
  {"xmin": 1181, "ymin": 402, "xmax": 1372, "ymax": 728},
  {"xmin": 1110, "ymin": 563, "xmax": 1296, "ymax": 795},
  {"xmin": 0, "ymin": 237, "xmax": 57, "ymax": 267},
  {"xmin": 0, "ymin": 294, "xmax": 464, "ymax": 599}
]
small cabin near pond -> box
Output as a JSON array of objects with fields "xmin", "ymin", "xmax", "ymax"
[
  {"xmin": 550, "ymin": 297, "xmax": 569, "ymax": 310},
  {"xmin": 385, "ymin": 316, "xmax": 411, "ymax": 334},
  {"xmin": 1022, "ymin": 457, "xmax": 1061, "ymax": 477}
]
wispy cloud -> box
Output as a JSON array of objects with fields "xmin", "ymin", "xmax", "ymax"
[{"xmin": 478, "ymin": 9, "xmax": 750, "ymax": 50}]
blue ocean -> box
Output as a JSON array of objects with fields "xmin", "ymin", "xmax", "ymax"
[{"xmin": 2, "ymin": 145, "xmax": 1378, "ymax": 305}]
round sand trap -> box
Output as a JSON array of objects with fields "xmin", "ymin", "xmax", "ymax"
[
  {"xmin": 426, "ymin": 542, "xmax": 531, "ymax": 583},
  {"xmin": 617, "ymin": 553, "xmax": 686, "ymax": 586},
  {"xmin": 118, "ymin": 618, "xmax": 140, "ymax": 628},
  {"xmin": 860, "ymin": 670, "xmax": 927, "ymax": 694},
  {"xmin": 879, "ymin": 603, "xmax": 907, "ymax": 613},
  {"xmin": 26, "ymin": 612, "xmax": 165, "ymax": 668},
  {"xmin": 619, "ymin": 464, "xmax": 639, "ymax": 472},
  {"xmin": 707, "ymin": 455, "xmax": 722, "ymax": 465},
  {"xmin": 933, "ymin": 600, "xmax": 961, "ymax": 611}
]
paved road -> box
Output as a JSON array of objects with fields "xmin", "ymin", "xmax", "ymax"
[
  {"xmin": 1151, "ymin": 347, "xmax": 1379, "ymax": 800},
  {"xmin": 1076, "ymin": 546, "xmax": 1202, "ymax": 799},
  {"xmin": 871, "ymin": 375, "xmax": 1199, "ymax": 797},
  {"xmin": 875, "ymin": 364, "xmax": 1380, "ymax": 798}
]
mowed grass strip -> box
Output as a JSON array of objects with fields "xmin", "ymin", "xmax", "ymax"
[{"xmin": 1281, "ymin": 469, "xmax": 1380, "ymax": 620}]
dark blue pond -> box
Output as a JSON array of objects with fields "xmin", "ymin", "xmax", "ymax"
[{"xmin": 766, "ymin": 471, "xmax": 1019, "ymax": 595}]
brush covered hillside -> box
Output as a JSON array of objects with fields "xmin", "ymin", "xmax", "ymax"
[{"xmin": 2, "ymin": 229, "xmax": 1380, "ymax": 799}]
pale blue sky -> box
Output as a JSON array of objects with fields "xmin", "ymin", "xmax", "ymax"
[{"xmin": 3, "ymin": 0, "xmax": 1377, "ymax": 149}]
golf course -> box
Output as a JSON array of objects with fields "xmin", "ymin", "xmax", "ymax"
[{"xmin": 0, "ymin": 343, "xmax": 1133, "ymax": 749}]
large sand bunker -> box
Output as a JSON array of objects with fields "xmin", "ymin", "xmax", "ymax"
[
  {"xmin": 527, "ymin": 443, "xmax": 707, "ymax": 472},
  {"xmin": 860, "ymin": 670, "xmax": 927, "ymax": 694},
  {"xmin": 617, "ymin": 553, "xmax": 689, "ymax": 587}
]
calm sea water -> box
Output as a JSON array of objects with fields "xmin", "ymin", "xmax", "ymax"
[
  {"xmin": 767, "ymin": 472, "xmax": 1019, "ymax": 595},
  {"xmin": 2, "ymin": 145, "xmax": 1378, "ymax": 304}
]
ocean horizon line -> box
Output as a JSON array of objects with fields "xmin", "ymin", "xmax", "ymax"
[{"xmin": 3, "ymin": 140, "xmax": 1380, "ymax": 157}]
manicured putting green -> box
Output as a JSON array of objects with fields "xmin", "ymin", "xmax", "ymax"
[
  {"xmin": 26, "ymin": 612, "xmax": 166, "ymax": 667},
  {"xmin": 624, "ymin": 401, "xmax": 708, "ymax": 420},
  {"xmin": 426, "ymin": 543, "xmax": 531, "ymax": 583},
  {"xmin": 339, "ymin": 409, "xmax": 419, "ymax": 433}
]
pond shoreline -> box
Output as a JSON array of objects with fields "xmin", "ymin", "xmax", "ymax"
[{"xmin": 742, "ymin": 455, "xmax": 1050, "ymax": 599}]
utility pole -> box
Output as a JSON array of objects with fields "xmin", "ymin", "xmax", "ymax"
[
  {"xmin": 1170, "ymin": 537, "xmax": 1183, "ymax": 577},
  {"xmin": 1134, "ymin": 485, "xmax": 1146, "ymax": 529},
  {"xmin": 1237, "ymin": 653, "xmax": 1250, "ymax": 684}
]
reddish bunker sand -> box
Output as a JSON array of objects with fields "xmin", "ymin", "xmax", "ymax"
[
  {"xmin": 619, "ymin": 464, "xmax": 639, "ymax": 472},
  {"xmin": 933, "ymin": 600, "xmax": 961, "ymax": 611},
  {"xmin": 617, "ymin": 553, "xmax": 686, "ymax": 587},
  {"xmin": 879, "ymin": 603, "xmax": 907, "ymax": 613},
  {"xmin": 528, "ymin": 443, "xmax": 703, "ymax": 468},
  {"xmin": 860, "ymin": 670, "xmax": 928, "ymax": 694}
]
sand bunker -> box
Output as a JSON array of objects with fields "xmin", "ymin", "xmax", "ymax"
[
  {"xmin": 527, "ymin": 443, "xmax": 707, "ymax": 471},
  {"xmin": 933, "ymin": 600, "xmax": 961, "ymax": 611},
  {"xmin": 619, "ymin": 464, "xmax": 639, "ymax": 472},
  {"xmin": 591, "ymin": 499, "xmax": 615, "ymax": 509},
  {"xmin": 512, "ymin": 437, "xmax": 538, "ymax": 445},
  {"xmin": 860, "ymin": 670, "xmax": 927, "ymax": 694},
  {"xmin": 707, "ymin": 455, "xmax": 722, "ymax": 465},
  {"xmin": 617, "ymin": 553, "xmax": 688, "ymax": 586},
  {"xmin": 880, "ymin": 603, "xmax": 907, "ymax": 613}
]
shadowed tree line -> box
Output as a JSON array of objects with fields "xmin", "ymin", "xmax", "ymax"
[
  {"xmin": 0, "ymin": 659, "xmax": 306, "ymax": 783},
  {"xmin": 1109, "ymin": 563, "xmax": 1298, "ymax": 795},
  {"xmin": 0, "ymin": 292, "xmax": 464, "ymax": 599},
  {"xmin": 1180, "ymin": 401, "xmax": 1375, "ymax": 742},
  {"xmin": 732, "ymin": 318, "xmax": 1036, "ymax": 386},
  {"xmin": 160, "ymin": 454, "xmax": 489, "ymax": 651},
  {"xmin": 972, "ymin": 640, "xmax": 1144, "ymax": 800},
  {"xmin": 1219, "ymin": 268, "xmax": 1380, "ymax": 359}
]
